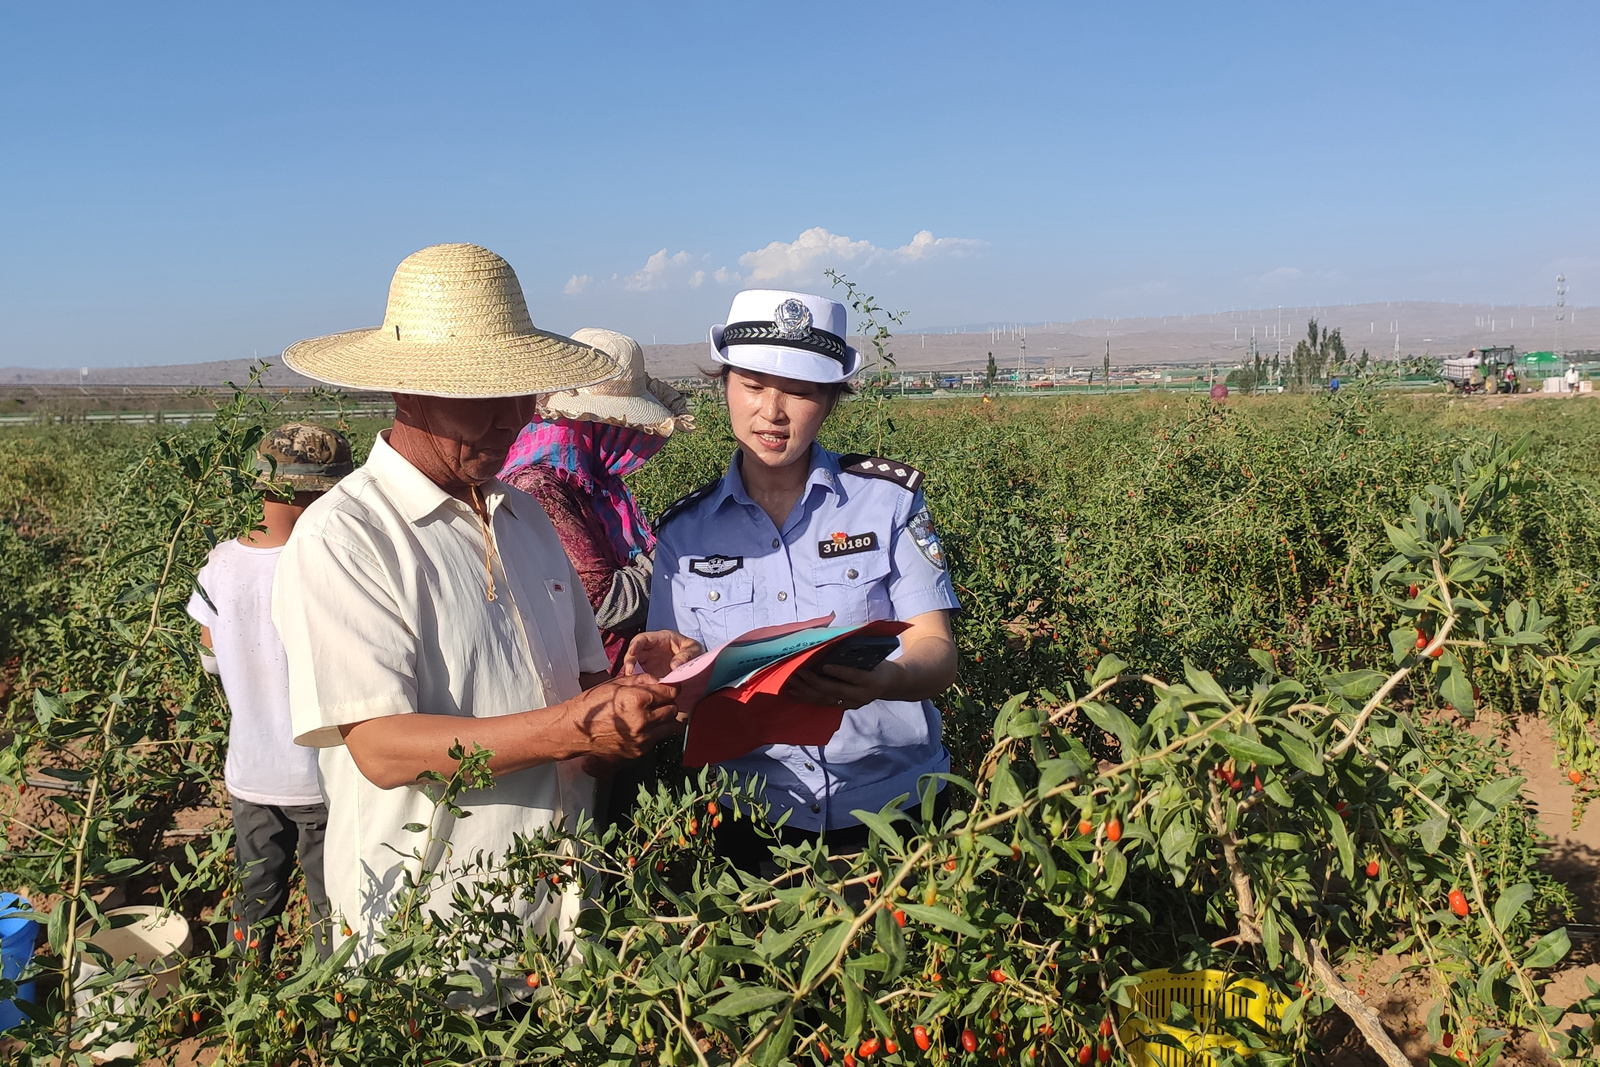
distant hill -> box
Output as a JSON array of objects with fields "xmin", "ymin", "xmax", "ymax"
[
  {"xmin": 0, "ymin": 359, "xmax": 320, "ymax": 388},
  {"xmin": 4, "ymin": 300, "xmax": 1593, "ymax": 385}
]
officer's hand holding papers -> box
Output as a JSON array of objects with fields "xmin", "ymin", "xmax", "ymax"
[
  {"xmin": 660, "ymin": 614, "xmax": 911, "ymax": 765},
  {"xmin": 620, "ymin": 629, "xmax": 707, "ymax": 680}
]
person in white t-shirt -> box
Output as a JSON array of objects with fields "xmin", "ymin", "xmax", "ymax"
[{"xmin": 188, "ymin": 422, "xmax": 353, "ymax": 967}]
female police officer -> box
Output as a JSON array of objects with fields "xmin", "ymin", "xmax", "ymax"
[{"xmin": 644, "ymin": 289, "xmax": 959, "ymax": 868}]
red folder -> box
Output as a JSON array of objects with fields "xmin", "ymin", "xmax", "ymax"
[{"xmin": 681, "ymin": 620, "xmax": 909, "ymax": 766}]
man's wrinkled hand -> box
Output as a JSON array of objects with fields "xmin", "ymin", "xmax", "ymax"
[
  {"xmin": 564, "ymin": 675, "xmax": 684, "ymax": 768},
  {"xmin": 622, "ymin": 630, "xmax": 704, "ymax": 678}
]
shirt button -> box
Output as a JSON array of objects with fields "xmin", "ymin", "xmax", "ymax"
[
  {"xmin": 707, "ymin": 590, "xmax": 721, "ymax": 602},
  {"xmin": 810, "ymin": 803, "xmax": 821, "ymax": 813},
  {"xmin": 777, "ymin": 591, "xmax": 788, "ymax": 601},
  {"xmin": 845, "ymin": 568, "xmax": 858, "ymax": 579},
  {"xmin": 771, "ymin": 538, "xmax": 780, "ymax": 548},
  {"xmin": 804, "ymin": 762, "xmax": 815, "ymax": 771}
]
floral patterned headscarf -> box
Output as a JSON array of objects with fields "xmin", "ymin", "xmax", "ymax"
[{"xmin": 501, "ymin": 417, "xmax": 665, "ymax": 558}]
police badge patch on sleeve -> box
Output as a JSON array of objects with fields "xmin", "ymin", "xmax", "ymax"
[
  {"xmin": 907, "ymin": 507, "xmax": 946, "ymax": 570},
  {"xmin": 689, "ymin": 555, "xmax": 743, "ymax": 578}
]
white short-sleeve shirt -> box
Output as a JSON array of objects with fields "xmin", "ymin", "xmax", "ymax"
[
  {"xmin": 186, "ymin": 540, "xmax": 322, "ymax": 807},
  {"xmin": 272, "ymin": 431, "xmax": 609, "ymax": 984}
]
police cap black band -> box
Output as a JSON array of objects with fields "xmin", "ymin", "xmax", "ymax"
[{"xmin": 718, "ymin": 321, "xmax": 851, "ymax": 369}]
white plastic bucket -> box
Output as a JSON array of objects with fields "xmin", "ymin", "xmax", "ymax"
[{"xmin": 73, "ymin": 907, "xmax": 192, "ymax": 1061}]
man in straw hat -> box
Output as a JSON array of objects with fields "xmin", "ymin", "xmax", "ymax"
[{"xmin": 271, "ymin": 244, "xmax": 700, "ymax": 1002}]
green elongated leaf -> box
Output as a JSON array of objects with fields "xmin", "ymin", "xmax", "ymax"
[
  {"xmin": 1279, "ymin": 991, "xmax": 1308, "ymax": 1033},
  {"xmin": 1183, "ymin": 662, "xmax": 1232, "ymax": 706},
  {"xmin": 800, "ymin": 921, "xmax": 853, "ymax": 989},
  {"xmin": 1384, "ymin": 522, "xmax": 1426, "ymax": 558},
  {"xmin": 992, "ymin": 693, "xmax": 1028, "ymax": 740},
  {"xmin": 715, "ymin": 987, "xmax": 791, "ymax": 1016},
  {"xmin": 1245, "ymin": 832, "xmax": 1304, "ymax": 851},
  {"xmin": 753, "ymin": 1015, "xmax": 795, "ymax": 1067},
  {"xmin": 1474, "ymin": 960, "xmax": 1502, "ymax": 1005},
  {"xmin": 1437, "ymin": 659, "xmax": 1473, "ymax": 714},
  {"xmin": 1248, "ymin": 648, "xmax": 1275, "ymax": 674},
  {"xmin": 849, "ymin": 809, "xmax": 905, "ymax": 854},
  {"xmin": 1101, "ymin": 844, "xmax": 1127, "ymax": 897},
  {"xmin": 874, "ymin": 904, "xmax": 906, "ymax": 982},
  {"xmin": 841, "ymin": 969, "xmax": 865, "ymax": 1041},
  {"xmin": 1277, "ymin": 736, "xmax": 1323, "ymax": 777},
  {"xmin": 33, "ymin": 689, "xmax": 65, "ymax": 727},
  {"xmin": 1082, "ymin": 701, "xmax": 1138, "ymax": 754},
  {"xmin": 115, "ymin": 582, "xmax": 159, "ymax": 604},
  {"xmin": 1214, "ymin": 731, "xmax": 1285, "ymax": 767},
  {"xmin": 1323, "ymin": 670, "xmax": 1387, "ymax": 700},
  {"xmin": 1261, "ymin": 904, "xmax": 1282, "ymax": 969},
  {"xmin": 1463, "ymin": 802, "xmax": 1496, "ymax": 833},
  {"xmin": 1019, "ymin": 818, "xmax": 1057, "ymax": 889},
  {"xmin": 896, "ymin": 903, "xmax": 982, "ymax": 938},
  {"xmin": 1037, "ymin": 757, "xmax": 1085, "ymax": 795},
  {"xmin": 1493, "ymin": 883, "xmax": 1535, "ymax": 933},
  {"xmin": 1389, "ymin": 628, "xmax": 1415, "ymax": 665},
  {"xmin": 1326, "ymin": 805, "xmax": 1354, "ymax": 879},
  {"xmin": 1474, "ymin": 776, "xmax": 1524, "ymax": 810},
  {"xmin": 1091, "ymin": 653, "xmax": 1127, "ymax": 685},
  {"xmin": 1415, "ymin": 816, "xmax": 1448, "ymax": 854},
  {"xmin": 377, "ymin": 940, "xmax": 417, "ymax": 972},
  {"xmin": 1523, "ymin": 927, "xmax": 1571, "ymax": 970},
  {"xmin": 1264, "ymin": 778, "xmax": 1294, "ymax": 806},
  {"xmin": 866, "ymin": 997, "xmax": 895, "ymax": 1041},
  {"xmin": 990, "ymin": 755, "xmax": 1026, "ymax": 808},
  {"xmin": 47, "ymin": 902, "xmax": 68, "ymax": 955},
  {"xmin": 1159, "ymin": 816, "xmax": 1196, "ymax": 881},
  {"xmin": 1569, "ymin": 626, "xmax": 1600, "ymax": 655}
]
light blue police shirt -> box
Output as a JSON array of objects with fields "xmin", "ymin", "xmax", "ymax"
[{"xmin": 647, "ymin": 444, "xmax": 960, "ymax": 832}]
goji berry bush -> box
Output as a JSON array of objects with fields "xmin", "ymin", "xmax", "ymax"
[{"xmin": 2, "ymin": 375, "xmax": 1599, "ymax": 1065}]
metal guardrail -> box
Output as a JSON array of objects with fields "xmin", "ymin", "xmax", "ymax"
[{"xmin": 0, "ymin": 405, "xmax": 396, "ymax": 427}]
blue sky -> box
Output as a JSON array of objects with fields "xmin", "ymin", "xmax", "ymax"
[{"xmin": 1, "ymin": 1, "xmax": 1595, "ymax": 367}]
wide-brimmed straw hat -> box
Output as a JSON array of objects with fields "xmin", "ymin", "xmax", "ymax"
[
  {"xmin": 282, "ymin": 243, "xmax": 619, "ymax": 399},
  {"xmin": 539, "ymin": 329, "xmax": 694, "ymax": 437},
  {"xmin": 710, "ymin": 289, "xmax": 860, "ymax": 384}
]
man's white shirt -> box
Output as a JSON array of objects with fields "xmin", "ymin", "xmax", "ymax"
[{"xmin": 273, "ymin": 431, "xmax": 608, "ymax": 1001}]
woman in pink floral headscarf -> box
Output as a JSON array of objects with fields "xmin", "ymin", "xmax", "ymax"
[{"xmin": 500, "ymin": 329, "xmax": 694, "ymax": 671}]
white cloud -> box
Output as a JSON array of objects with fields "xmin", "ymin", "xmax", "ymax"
[
  {"xmin": 897, "ymin": 229, "xmax": 982, "ymax": 261},
  {"xmin": 568, "ymin": 228, "xmax": 977, "ymax": 298},
  {"xmin": 625, "ymin": 249, "xmax": 700, "ymax": 292},
  {"xmin": 735, "ymin": 227, "xmax": 980, "ymax": 283}
]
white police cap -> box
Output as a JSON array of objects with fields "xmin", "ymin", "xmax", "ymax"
[{"xmin": 709, "ymin": 289, "xmax": 861, "ymax": 384}]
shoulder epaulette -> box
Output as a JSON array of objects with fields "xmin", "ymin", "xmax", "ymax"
[
  {"xmin": 837, "ymin": 454, "xmax": 924, "ymax": 493},
  {"xmin": 653, "ymin": 477, "xmax": 722, "ymax": 530}
]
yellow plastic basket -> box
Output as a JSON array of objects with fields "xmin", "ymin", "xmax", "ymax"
[{"xmin": 1116, "ymin": 969, "xmax": 1289, "ymax": 1067}]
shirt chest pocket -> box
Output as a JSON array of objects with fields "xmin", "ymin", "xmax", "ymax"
[
  {"xmin": 683, "ymin": 571, "xmax": 756, "ymax": 648},
  {"xmin": 814, "ymin": 551, "xmax": 892, "ymax": 627}
]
